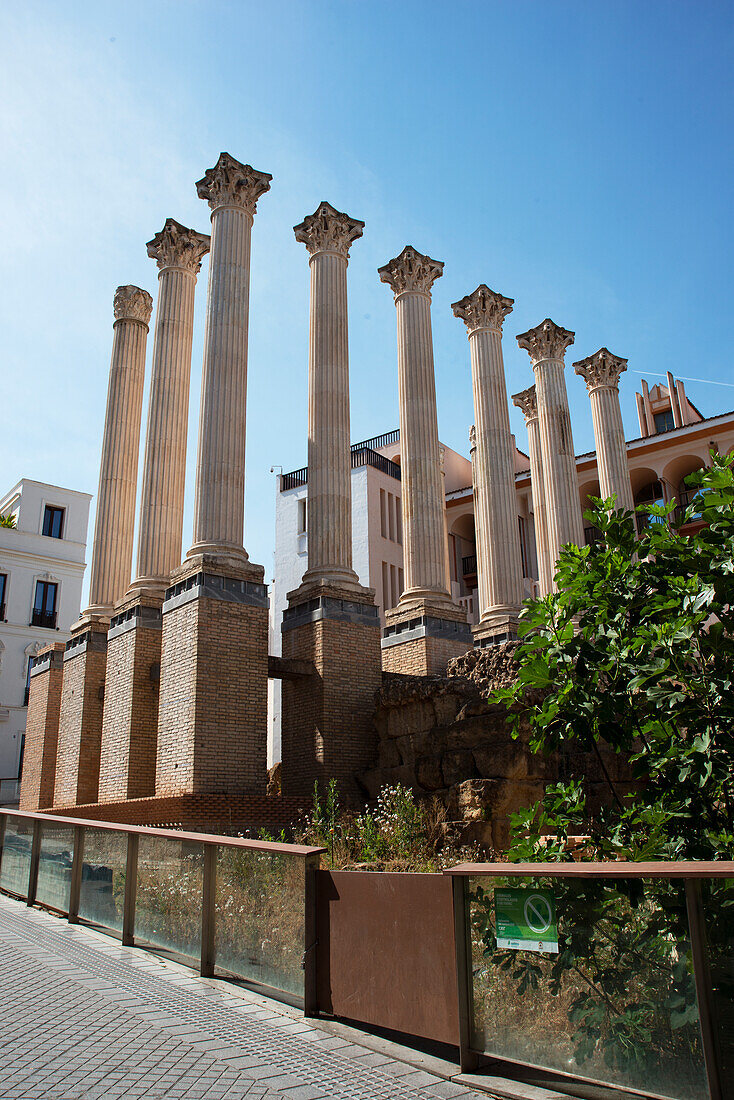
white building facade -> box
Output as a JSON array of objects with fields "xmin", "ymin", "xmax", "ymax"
[{"xmin": 0, "ymin": 479, "xmax": 90, "ymax": 804}]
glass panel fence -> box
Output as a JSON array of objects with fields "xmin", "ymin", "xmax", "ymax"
[
  {"xmin": 214, "ymin": 846, "xmax": 305, "ymax": 998},
  {"xmin": 0, "ymin": 815, "xmax": 34, "ymax": 898},
  {"xmin": 467, "ymin": 874, "xmax": 709, "ymax": 1100},
  {"xmin": 78, "ymin": 827, "xmax": 128, "ymax": 933},
  {"xmin": 701, "ymin": 877, "xmax": 734, "ymax": 1087},
  {"xmin": 35, "ymin": 822, "xmax": 75, "ymax": 912},
  {"xmin": 134, "ymin": 834, "xmax": 203, "ymax": 961}
]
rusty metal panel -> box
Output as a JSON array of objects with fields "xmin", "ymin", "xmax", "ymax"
[{"xmin": 316, "ymin": 870, "xmax": 459, "ymax": 1046}]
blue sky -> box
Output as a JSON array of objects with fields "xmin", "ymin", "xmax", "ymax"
[{"xmin": 1, "ymin": 0, "xmax": 732, "ymax": 593}]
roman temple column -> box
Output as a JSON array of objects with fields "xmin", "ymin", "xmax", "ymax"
[
  {"xmin": 85, "ymin": 286, "xmax": 153, "ymax": 620},
  {"xmin": 187, "ymin": 152, "xmax": 272, "ymax": 569},
  {"xmin": 516, "ymin": 319, "xmax": 584, "ymax": 584},
  {"xmin": 132, "ymin": 219, "xmax": 210, "ymax": 594},
  {"xmin": 281, "ymin": 202, "xmax": 381, "ymax": 803},
  {"xmin": 294, "ymin": 202, "xmax": 364, "ymax": 591},
  {"xmin": 512, "ymin": 385, "xmax": 553, "ymax": 596},
  {"xmin": 156, "ymin": 154, "xmax": 272, "ymax": 802},
  {"xmin": 453, "ymin": 285, "xmax": 523, "ymax": 641},
  {"xmin": 377, "ymin": 246, "xmax": 470, "ymax": 675},
  {"xmin": 573, "ymin": 348, "xmax": 634, "ymax": 513},
  {"xmin": 99, "ymin": 220, "xmax": 210, "ymax": 804},
  {"xmin": 53, "ymin": 285, "xmax": 152, "ymax": 810}
]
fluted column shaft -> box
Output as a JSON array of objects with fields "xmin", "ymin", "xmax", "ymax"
[
  {"xmin": 470, "ymin": 326, "xmax": 524, "ymax": 617},
  {"xmin": 395, "ymin": 290, "xmax": 450, "ymax": 600},
  {"xmin": 134, "ymin": 223, "xmax": 209, "ymax": 591},
  {"xmin": 589, "ymin": 387, "xmax": 634, "ymax": 511},
  {"xmin": 87, "ymin": 287, "xmax": 152, "ymax": 617},
  {"xmin": 513, "ymin": 387, "xmax": 552, "ymax": 595},
  {"xmin": 191, "ymin": 205, "xmax": 252, "ymax": 556},
  {"xmin": 535, "ymin": 357, "xmax": 584, "ymax": 560},
  {"xmin": 574, "ymin": 349, "xmax": 634, "ymax": 514},
  {"xmin": 306, "ymin": 251, "xmax": 353, "ymax": 577}
]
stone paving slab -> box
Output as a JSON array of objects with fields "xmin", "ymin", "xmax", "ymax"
[{"xmin": 0, "ymin": 895, "xmax": 491, "ymax": 1100}]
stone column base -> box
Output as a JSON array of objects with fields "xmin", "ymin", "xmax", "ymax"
[
  {"xmin": 381, "ymin": 601, "xmax": 472, "ymax": 676},
  {"xmin": 97, "ymin": 595, "xmax": 163, "ymax": 802},
  {"xmin": 472, "ymin": 615, "xmax": 520, "ymax": 648},
  {"xmin": 54, "ymin": 622, "xmax": 109, "ymax": 808},
  {"xmin": 281, "ymin": 585, "xmax": 382, "ymax": 804},
  {"xmin": 155, "ymin": 562, "xmax": 269, "ymax": 796},
  {"xmin": 19, "ymin": 643, "xmax": 66, "ymax": 811}
]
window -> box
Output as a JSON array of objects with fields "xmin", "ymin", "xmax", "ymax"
[
  {"xmin": 0, "ymin": 573, "xmax": 6, "ymax": 619},
  {"xmin": 653, "ymin": 409, "xmax": 675, "ymax": 434},
  {"xmin": 380, "ymin": 489, "xmax": 387, "ymax": 538},
  {"xmin": 518, "ymin": 516, "xmax": 529, "ymax": 579},
  {"xmin": 388, "ymin": 493, "xmax": 396, "ymax": 542},
  {"xmin": 24, "ymin": 661, "xmax": 32, "ymax": 706},
  {"xmin": 381, "ymin": 561, "xmax": 390, "ymax": 612},
  {"xmin": 396, "ymin": 499, "xmax": 402, "ymax": 545},
  {"xmin": 17, "ymin": 735, "xmax": 25, "ymax": 779},
  {"xmin": 32, "ymin": 580, "xmax": 58, "ymax": 629},
  {"xmin": 42, "ymin": 506, "xmax": 65, "ymax": 539},
  {"xmin": 398, "ymin": 568, "xmax": 404, "ymax": 599},
  {"xmin": 390, "ymin": 564, "xmax": 397, "ymax": 610},
  {"xmin": 297, "ymin": 498, "xmax": 307, "ymax": 534}
]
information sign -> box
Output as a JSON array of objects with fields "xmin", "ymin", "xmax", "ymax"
[{"xmin": 494, "ymin": 887, "xmax": 559, "ymax": 953}]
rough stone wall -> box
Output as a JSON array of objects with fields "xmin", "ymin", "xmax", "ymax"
[
  {"xmin": 362, "ymin": 660, "xmax": 637, "ymax": 851},
  {"xmin": 381, "ymin": 634, "xmax": 472, "ymax": 677},
  {"xmin": 98, "ymin": 621, "xmax": 161, "ymax": 802},
  {"xmin": 19, "ymin": 645, "xmax": 65, "ymax": 811},
  {"xmin": 156, "ymin": 595, "xmax": 268, "ymax": 796},
  {"xmin": 54, "ymin": 641, "xmax": 108, "ymax": 808},
  {"xmin": 282, "ymin": 617, "xmax": 382, "ymax": 803}
]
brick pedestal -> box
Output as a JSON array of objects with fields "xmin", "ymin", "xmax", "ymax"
[
  {"xmin": 281, "ymin": 588, "xmax": 382, "ymax": 804},
  {"xmin": 54, "ymin": 623, "xmax": 109, "ymax": 808},
  {"xmin": 156, "ymin": 566, "xmax": 269, "ymax": 796},
  {"xmin": 98, "ymin": 596, "xmax": 162, "ymax": 802},
  {"xmin": 19, "ymin": 643, "xmax": 66, "ymax": 810},
  {"xmin": 381, "ymin": 605, "xmax": 472, "ymax": 677},
  {"xmin": 472, "ymin": 619, "xmax": 519, "ymax": 648}
]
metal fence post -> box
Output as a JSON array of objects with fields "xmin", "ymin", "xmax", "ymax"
[
  {"xmin": 68, "ymin": 825, "xmax": 85, "ymax": 923},
  {"xmin": 26, "ymin": 819, "xmax": 42, "ymax": 907},
  {"xmin": 0, "ymin": 813, "xmax": 6, "ymax": 880},
  {"xmin": 685, "ymin": 878, "xmax": 723, "ymax": 1100},
  {"xmin": 122, "ymin": 833, "xmax": 138, "ymax": 946},
  {"xmin": 303, "ymin": 853, "xmax": 320, "ymax": 1017},
  {"xmin": 451, "ymin": 873, "xmax": 480, "ymax": 1073},
  {"xmin": 200, "ymin": 844, "xmax": 217, "ymax": 978}
]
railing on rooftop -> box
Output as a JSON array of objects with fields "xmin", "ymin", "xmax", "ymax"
[
  {"xmin": 445, "ymin": 861, "xmax": 734, "ymax": 1099},
  {"xmin": 281, "ymin": 443, "xmax": 401, "ymax": 491},
  {"xmin": 350, "ymin": 429, "xmax": 399, "ymax": 452},
  {"xmin": 0, "ymin": 809, "xmax": 324, "ymax": 1009}
]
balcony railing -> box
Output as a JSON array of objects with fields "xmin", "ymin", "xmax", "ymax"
[
  {"xmin": 0, "ymin": 602, "xmax": 5, "ymax": 621},
  {"xmin": 350, "ymin": 429, "xmax": 399, "ymax": 452},
  {"xmin": 462, "ymin": 554, "xmax": 477, "ymax": 576},
  {"xmin": 281, "ymin": 446, "xmax": 401, "ymax": 491},
  {"xmin": 31, "ymin": 609, "xmax": 57, "ymax": 629},
  {"xmin": 0, "ymin": 808, "xmax": 324, "ymax": 1007}
]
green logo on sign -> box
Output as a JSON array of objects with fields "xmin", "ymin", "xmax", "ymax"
[{"xmin": 494, "ymin": 887, "xmax": 559, "ymax": 954}]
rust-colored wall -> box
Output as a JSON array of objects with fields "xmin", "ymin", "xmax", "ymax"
[{"xmin": 316, "ymin": 870, "xmax": 459, "ymax": 1046}]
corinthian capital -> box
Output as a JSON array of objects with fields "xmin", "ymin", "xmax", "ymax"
[
  {"xmin": 294, "ymin": 201, "xmax": 364, "ymax": 261},
  {"xmin": 113, "ymin": 285, "xmax": 153, "ymax": 327},
  {"xmin": 196, "ymin": 152, "xmax": 272, "ymax": 216},
  {"xmin": 573, "ymin": 347, "xmax": 628, "ymax": 392},
  {"xmin": 512, "ymin": 385, "xmax": 538, "ymax": 422},
  {"xmin": 378, "ymin": 245, "xmax": 444, "ymax": 299},
  {"xmin": 147, "ymin": 218, "xmax": 210, "ymax": 276},
  {"xmin": 516, "ymin": 318, "xmax": 575, "ymax": 365},
  {"xmin": 452, "ymin": 284, "xmax": 514, "ymax": 334}
]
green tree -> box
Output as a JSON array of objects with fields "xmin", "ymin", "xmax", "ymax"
[
  {"xmin": 495, "ymin": 450, "xmax": 734, "ymax": 863},
  {"xmin": 0, "ymin": 513, "xmax": 16, "ymax": 528},
  {"xmin": 467, "ymin": 453, "xmax": 734, "ymax": 1084}
]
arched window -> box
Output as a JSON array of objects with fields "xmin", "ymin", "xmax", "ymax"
[{"xmin": 634, "ymin": 480, "xmax": 665, "ymax": 534}]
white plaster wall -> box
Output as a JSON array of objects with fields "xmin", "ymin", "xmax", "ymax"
[{"xmin": 0, "ymin": 480, "xmax": 90, "ymax": 800}]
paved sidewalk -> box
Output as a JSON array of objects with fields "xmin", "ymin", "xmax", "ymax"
[{"xmin": 0, "ymin": 894, "xmax": 491, "ymax": 1100}]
